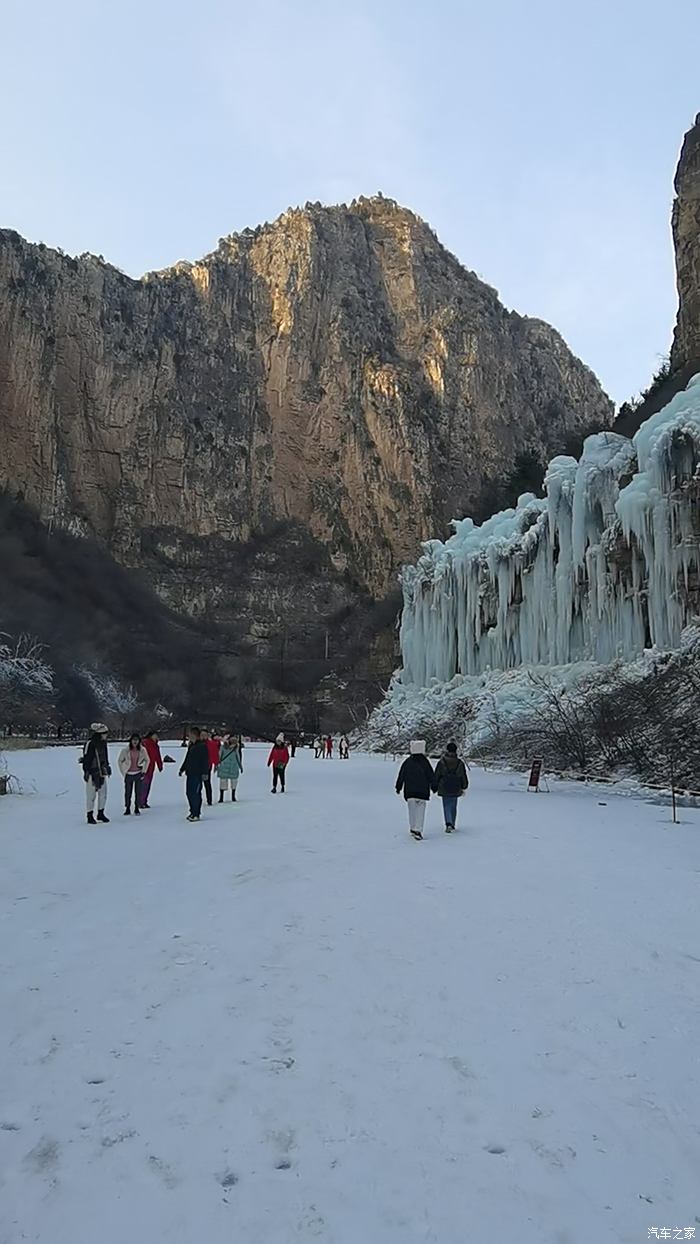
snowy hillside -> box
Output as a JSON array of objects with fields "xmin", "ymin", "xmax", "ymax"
[
  {"xmin": 1, "ymin": 746, "xmax": 699, "ymax": 1242},
  {"xmin": 400, "ymin": 375, "xmax": 700, "ymax": 685}
]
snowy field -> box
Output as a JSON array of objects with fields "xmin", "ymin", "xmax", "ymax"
[{"xmin": 1, "ymin": 744, "xmax": 699, "ymax": 1244}]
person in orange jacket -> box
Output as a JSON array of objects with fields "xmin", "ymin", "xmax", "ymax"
[{"xmin": 268, "ymin": 734, "xmax": 290, "ymax": 793}]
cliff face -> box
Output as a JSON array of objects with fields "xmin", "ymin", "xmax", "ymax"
[
  {"xmin": 0, "ymin": 197, "xmax": 612, "ymax": 680},
  {"xmin": 672, "ymin": 112, "xmax": 700, "ymax": 376},
  {"xmin": 614, "ymin": 113, "xmax": 700, "ymax": 442}
]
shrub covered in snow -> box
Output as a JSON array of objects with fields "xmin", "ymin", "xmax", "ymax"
[
  {"xmin": 76, "ymin": 668, "xmax": 140, "ymax": 733},
  {"xmin": 0, "ymin": 633, "xmax": 55, "ymax": 728},
  {"xmin": 366, "ymin": 628, "xmax": 700, "ymax": 788}
]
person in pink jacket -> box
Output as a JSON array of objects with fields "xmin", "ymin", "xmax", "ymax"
[{"xmin": 267, "ymin": 734, "xmax": 290, "ymax": 793}]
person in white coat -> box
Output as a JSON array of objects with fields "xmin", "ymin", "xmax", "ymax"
[{"xmin": 117, "ymin": 734, "xmax": 150, "ymax": 816}]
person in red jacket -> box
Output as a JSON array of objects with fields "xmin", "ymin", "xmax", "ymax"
[
  {"xmin": 267, "ymin": 734, "xmax": 290, "ymax": 793},
  {"xmin": 206, "ymin": 731, "xmax": 221, "ymax": 771},
  {"xmin": 200, "ymin": 728, "xmax": 220, "ymax": 807},
  {"xmin": 139, "ymin": 730, "xmax": 164, "ymax": 808}
]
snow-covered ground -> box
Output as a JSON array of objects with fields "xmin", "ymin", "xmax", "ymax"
[{"xmin": 1, "ymin": 744, "xmax": 699, "ymax": 1243}]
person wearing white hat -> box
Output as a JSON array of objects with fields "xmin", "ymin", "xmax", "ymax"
[
  {"xmin": 80, "ymin": 723, "xmax": 111, "ymax": 825},
  {"xmin": 395, "ymin": 740, "xmax": 434, "ymax": 840},
  {"xmin": 267, "ymin": 734, "xmax": 290, "ymax": 793}
]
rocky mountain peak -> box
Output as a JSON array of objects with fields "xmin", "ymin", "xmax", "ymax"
[{"xmin": 0, "ymin": 197, "xmax": 612, "ymax": 719}]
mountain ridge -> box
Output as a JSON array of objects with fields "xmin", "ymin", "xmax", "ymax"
[{"xmin": 0, "ymin": 193, "xmax": 613, "ymax": 724}]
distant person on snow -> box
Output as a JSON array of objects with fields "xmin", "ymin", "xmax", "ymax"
[
  {"xmin": 290, "ymin": 736, "xmax": 297, "ymax": 758},
  {"xmin": 81, "ymin": 722, "xmax": 111, "ymax": 825},
  {"xmin": 325, "ymin": 734, "xmax": 333, "ymax": 759},
  {"xmin": 314, "ymin": 736, "xmax": 323, "ymax": 759},
  {"xmin": 200, "ymin": 728, "xmax": 218, "ymax": 807},
  {"xmin": 218, "ymin": 732, "xmax": 243, "ymax": 802},
  {"xmin": 339, "ymin": 735, "xmax": 350, "ymax": 759},
  {"xmin": 117, "ymin": 733, "xmax": 150, "ymax": 817},
  {"xmin": 395, "ymin": 740, "xmax": 434, "ymax": 840},
  {"xmin": 268, "ymin": 734, "xmax": 290, "ymax": 793},
  {"xmin": 432, "ymin": 741, "xmax": 469, "ymax": 833},
  {"xmin": 179, "ymin": 726, "xmax": 210, "ymax": 821},
  {"xmin": 139, "ymin": 730, "xmax": 163, "ymax": 808}
]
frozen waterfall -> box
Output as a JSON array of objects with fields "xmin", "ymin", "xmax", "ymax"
[{"xmin": 400, "ymin": 375, "xmax": 700, "ymax": 685}]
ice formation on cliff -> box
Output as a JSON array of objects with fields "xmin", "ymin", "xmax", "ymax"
[{"xmin": 400, "ymin": 376, "xmax": 700, "ymax": 685}]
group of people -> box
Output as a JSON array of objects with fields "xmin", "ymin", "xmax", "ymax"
[
  {"xmin": 80, "ymin": 722, "xmax": 245, "ymax": 824},
  {"xmin": 178, "ymin": 728, "xmax": 244, "ymax": 821},
  {"xmin": 81, "ymin": 727, "xmax": 467, "ymax": 839},
  {"xmin": 395, "ymin": 740, "xmax": 469, "ymax": 840},
  {"xmin": 312, "ymin": 735, "xmax": 350, "ymax": 759},
  {"xmin": 81, "ymin": 723, "xmax": 164, "ymax": 824}
]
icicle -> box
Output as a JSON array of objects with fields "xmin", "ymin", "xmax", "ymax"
[{"xmin": 399, "ymin": 374, "xmax": 700, "ymax": 684}]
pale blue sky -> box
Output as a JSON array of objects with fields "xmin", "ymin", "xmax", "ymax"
[{"xmin": 3, "ymin": 0, "xmax": 700, "ymax": 402}]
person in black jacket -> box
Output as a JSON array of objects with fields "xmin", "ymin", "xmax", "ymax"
[
  {"xmin": 432, "ymin": 742, "xmax": 469, "ymax": 833},
  {"xmin": 395, "ymin": 740, "xmax": 434, "ymax": 840},
  {"xmin": 82, "ymin": 722, "xmax": 111, "ymax": 825},
  {"xmin": 178, "ymin": 727, "xmax": 210, "ymax": 821}
]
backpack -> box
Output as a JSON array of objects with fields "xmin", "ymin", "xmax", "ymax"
[{"xmin": 440, "ymin": 758, "xmax": 466, "ymax": 795}]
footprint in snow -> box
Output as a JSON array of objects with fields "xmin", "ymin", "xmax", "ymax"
[
  {"xmin": 447, "ymin": 1056, "xmax": 474, "ymax": 1080},
  {"xmin": 264, "ymin": 1056, "xmax": 295, "ymax": 1072},
  {"xmin": 101, "ymin": 1130, "xmax": 136, "ymax": 1149},
  {"xmin": 148, "ymin": 1154, "xmax": 180, "ymax": 1189},
  {"xmin": 484, "ymin": 1144, "xmax": 507, "ymax": 1156},
  {"xmin": 269, "ymin": 1127, "xmax": 296, "ymax": 1170},
  {"xmin": 24, "ymin": 1136, "xmax": 60, "ymax": 1173},
  {"xmin": 217, "ymin": 1169, "xmax": 239, "ymax": 1189}
]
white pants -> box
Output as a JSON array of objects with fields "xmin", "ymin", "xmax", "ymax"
[
  {"xmin": 86, "ymin": 778, "xmax": 107, "ymax": 813},
  {"xmin": 407, "ymin": 798, "xmax": 427, "ymax": 833},
  {"xmin": 219, "ymin": 778, "xmax": 238, "ymax": 791}
]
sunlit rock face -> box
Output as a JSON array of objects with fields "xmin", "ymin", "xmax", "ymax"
[
  {"xmin": 0, "ymin": 197, "xmax": 610, "ymax": 656},
  {"xmin": 399, "ymin": 377, "xmax": 700, "ymax": 686},
  {"xmin": 673, "ymin": 113, "xmax": 700, "ymax": 377}
]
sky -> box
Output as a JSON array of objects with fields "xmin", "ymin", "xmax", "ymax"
[{"xmin": 3, "ymin": 0, "xmax": 700, "ymax": 404}]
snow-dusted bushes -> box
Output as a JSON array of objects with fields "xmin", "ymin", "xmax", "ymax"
[
  {"xmin": 0, "ymin": 633, "xmax": 55, "ymax": 728},
  {"xmin": 76, "ymin": 668, "xmax": 140, "ymax": 734},
  {"xmin": 366, "ymin": 628, "xmax": 700, "ymax": 788}
]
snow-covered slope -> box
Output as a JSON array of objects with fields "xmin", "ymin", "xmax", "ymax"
[{"xmin": 401, "ymin": 375, "xmax": 700, "ymax": 685}]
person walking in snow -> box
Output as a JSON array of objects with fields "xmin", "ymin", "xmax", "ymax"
[
  {"xmin": 179, "ymin": 726, "xmax": 210, "ymax": 821},
  {"xmin": 117, "ymin": 733, "xmax": 150, "ymax": 817},
  {"xmin": 268, "ymin": 734, "xmax": 290, "ymax": 793},
  {"xmin": 200, "ymin": 727, "xmax": 218, "ymax": 807},
  {"xmin": 139, "ymin": 730, "xmax": 163, "ymax": 808},
  {"xmin": 325, "ymin": 734, "xmax": 333, "ymax": 759},
  {"xmin": 339, "ymin": 734, "xmax": 350, "ymax": 759},
  {"xmin": 314, "ymin": 736, "xmax": 323, "ymax": 759},
  {"xmin": 218, "ymin": 731, "xmax": 243, "ymax": 802},
  {"xmin": 81, "ymin": 722, "xmax": 112, "ymax": 824},
  {"xmin": 395, "ymin": 740, "xmax": 434, "ymax": 840},
  {"xmin": 432, "ymin": 741, "xmax": 469, "ymax": 833}
]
